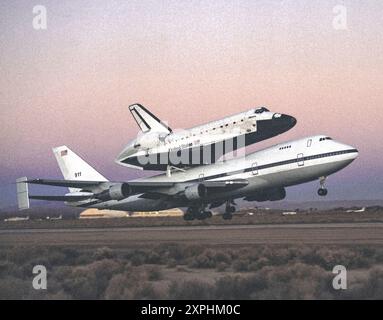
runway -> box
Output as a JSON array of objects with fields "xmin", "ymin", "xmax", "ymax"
[{"xmin": 1, "ymin": 222, "xmax": 383, "ymax": 247}]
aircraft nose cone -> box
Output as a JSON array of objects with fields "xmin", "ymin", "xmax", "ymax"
[
  {"xmin": 272, "ymin": 114, "xmax": 297, "ymax": 131},
  {"xmin": 348, "ymin": 147, "xmax": 359, "ymax": 160}
]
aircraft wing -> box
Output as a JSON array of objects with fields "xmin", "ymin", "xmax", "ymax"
[
  {"xmin": 26, "ymin": 179, "xmax": 176, "ymax": 190},
  {"xmin": 26, "ymin": 178, "xmax": 247, "ymax": 191},
  {"xmin": 29, "ymin": 195, "xmax": 92, "ymax": 202},
  {"xmin": 18, "ymin": 177, "xmax": 248, "ymax": 209}
]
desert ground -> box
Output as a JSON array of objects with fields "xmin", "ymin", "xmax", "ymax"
[{"xmin": 0, "ymin": 207, "xmax": 382, "ymax": 299}]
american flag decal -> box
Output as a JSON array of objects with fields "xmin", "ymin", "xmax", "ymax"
[{"xmin": 60, "ymin": 150, "xmax": 68, "ymax": 156}]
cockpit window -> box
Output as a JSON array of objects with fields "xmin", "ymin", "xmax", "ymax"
[
  {"xmin": 319, "ymin": 137, "xmax": 332, "ymax": 142},
  {"xmin": 254, "ymin": 107, "xmax": 270, "ymax": 114}
]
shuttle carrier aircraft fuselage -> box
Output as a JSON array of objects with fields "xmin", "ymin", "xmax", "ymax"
[{"xmin": 18, "ymin": 135, "xmax": 358, "ymax": 220}]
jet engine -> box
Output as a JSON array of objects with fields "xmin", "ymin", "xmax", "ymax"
[
  {"xmin": 95, "ymin": 183, "xmax": 132, "ymax": 201},
  {"xmin": 244, "ymin": 187, "xmax": 286, "ymax": 202},
  {"xmin": 183, "ymin": 184, "xmax": 207, "ymax": 200}
]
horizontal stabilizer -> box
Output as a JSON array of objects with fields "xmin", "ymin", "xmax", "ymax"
[
  {"xmin": 16, "ymin": 177, "xmax": 30, "ymax": 210},
  {"xmin": 27, "ymin": 179, "xmax": 106, "ymax": 188},
  {"xmin": 29, "ymin": 195, "xmax": 92, "ymax": 202}
]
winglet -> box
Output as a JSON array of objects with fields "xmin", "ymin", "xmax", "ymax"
[{"xmin": 16, "ymin": 177, "xmax": 30, "ymax": 210}]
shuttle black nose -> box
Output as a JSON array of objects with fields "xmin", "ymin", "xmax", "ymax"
[{"xmin": 272, "ymin": 114, "xmax": 297, "ymax": 131}]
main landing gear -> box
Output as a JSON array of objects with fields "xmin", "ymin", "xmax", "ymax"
[
  {"xmin": 317, "ymin": 176, "xmax": 328, "ymax": 196},
  {"xmin": 183, "ymin": 206, "xmax": 213, "ymax": 221},
  {"xmin": 222, "ymin": 200, "xmax": 236, "ymax": 220}
]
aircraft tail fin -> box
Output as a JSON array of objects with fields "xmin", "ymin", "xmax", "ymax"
[
  {"xmin": 52, "ymin": 146, "xmax": 108, "ymax": 192},
  {"xmin": 129, "ymin": 103, "xmax": 172, "ymax": 134},
  {"xmin": 16, "ymin": 177, "xmax": 30, "ymax": 210}
]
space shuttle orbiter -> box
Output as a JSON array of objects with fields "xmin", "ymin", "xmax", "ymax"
[{"xmin": 116, "ymin": 103, "xmax": 296, "ymax": 171}]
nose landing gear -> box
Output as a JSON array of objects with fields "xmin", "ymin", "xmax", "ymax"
[{"xmin": 317, "ymin": 176, "xmax": 328, "ymax": 196}]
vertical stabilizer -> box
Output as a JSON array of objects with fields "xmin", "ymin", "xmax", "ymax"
[
  {"xmin": 129, "ymin": 103, "xmax": 172, "ymax": 134},
  {"xmin": 52, "ymin": 146, "xmax": 108, "ymax": 192}
]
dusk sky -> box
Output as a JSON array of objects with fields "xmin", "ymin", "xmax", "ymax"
[{"xmin": 1, "ymin": 0, "xmax": 383, "ymax": 208}]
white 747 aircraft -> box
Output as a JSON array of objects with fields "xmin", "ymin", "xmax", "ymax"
[{"xmin": 17, "ymin": 135, "xmax": 358, "ymax": 220}]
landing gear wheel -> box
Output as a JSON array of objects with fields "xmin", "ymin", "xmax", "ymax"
[
  {"xmin": 184, "ymin": 208, "xmax": 197, "ymax": 221},
  {"xmin": 223, "ymin": 213, "xmax": 233, "ymax": 220},
  {"xmin": 205, "ymin": 211, "xmax": 213, "ymax": 218},
  {"xmin": 196, "ymin": 210, "xmax": 212, "ymax": 220},
  {"xmin": 196, "ymin": 211, "xmax": 206, "ymax": 220},
  {"xmin": 183, "ymin": 213, "xmax": 194, "ymax": 221}
]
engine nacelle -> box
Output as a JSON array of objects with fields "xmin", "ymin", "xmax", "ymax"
[
  {"xmin": 245, "ymin": 188, "xmax": 286, "ymax": 202},
  {"xmin": 184, "ymin": 184, "xmax": 207, "ymax": 201},
  {"xmin": 96, "ymin": 183, "xmax": 132, "ymax": 201}
]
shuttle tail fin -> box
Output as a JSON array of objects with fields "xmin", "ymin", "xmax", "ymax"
[
  {"xmin": 129, "ymin": 103, "xmax": 172, "ymax": 134},
  {"xmin": 52, "ymin": 146, "xmax": 108, "ymax": 192}
]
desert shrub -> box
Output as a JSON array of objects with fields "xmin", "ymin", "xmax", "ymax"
[
  {"xmin": 61, "ymin": 259, "xmax": 122, "ymax": 299},
  {"xmin": 60, "ymin": 247, "xmax": 80, "ymax": 265},
  {"xmin": 176, "ymin": 265, "xmax": 190, "ymax": 272},
  {"xmin": 133, "ymin": 283, "xmax": 161, "ymax": 299},
  {"xmin": 168, "ymin": 280, "xmax": 214, "ymax": 299},
  {"xmin": 0, "ymin": 276, "xmax": 31, "ymax": 299},
  {"xmin": 166, "ymin": 258, "xmax": 177, "ymax": 268},
  {"xmin": 104, "ymin": 273, "xmax": 134, "ymax": 299},
  {"xmin": 0, "ymin": 260, "xmax": 23, "ymax": 278},
  {"xmin": 6, "ymin": 247, "xmax": 48, "ymax": 265},
  {"xmin": 252, "ymin": 257, "xmax": 270, "ymax": 270},
  {"xmin": 215, "ymin": 276, "xmax": 252, "ymax": 299},
  {"xmin": 146, "ymin": 251, "xmax": 163, "ymax": 264},
  {"xmin": 216, "ymin": 262, "xmax": 228, "ymax": 272},
  {"xmin": 232, "ymin": 259, "xmax": 250, "ymax": 272},
  {"xmin": 43, "ymin": 290, "xmax": 72, "ymax": 300},
  {"xmin": 62, "ymin": 273, "xmax": 98, "ymax": 299},
  {"xmin": 125, "ymin": 249, "xmax": 148, "ymax": 266},
  {"xmin": 93, "ymin": 247, "xmax": 115, "ymax": 260},
  {"xmin": 153, "ymin": 243, "xmax": 205, "ymax": 264},
  {"xmin": 214, "ymin": 262, "xmax": 334, "ymax": 299},
  {"xmin": 343, "ymin": 266, "xmax": 383, "ymax": 299},
  {"xmin": 262, "ymin": 247, "xmax": 294, "ymax": 266},
  {"xmin": 252, "ymin": 263, "xmax": 332, "ymax": 299},
  {"xmin": 188, "ymin": 249, "xmax": 227, "ymax": 269},
  {"xmin": 45, "ymin": 251, "xmax": 68, "ymax": 266},
  {"xmin": 146, "ymin": 266, "xmax": 163, "ymax": 281}
]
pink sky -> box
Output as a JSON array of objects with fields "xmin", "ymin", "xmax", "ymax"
[{"xmin": 1, "ymin": 0, "xmax": 383, "ymax": 207}]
